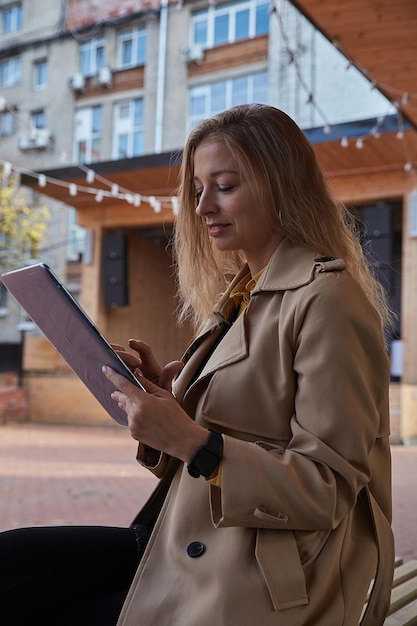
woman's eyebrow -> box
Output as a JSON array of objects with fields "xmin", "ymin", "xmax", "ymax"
[{"xmin": 193, "ymin": 168, "xmax": 239, "ymax": 182}]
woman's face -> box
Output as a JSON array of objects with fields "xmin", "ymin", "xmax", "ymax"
[{"xmin": 193, "ymin": 139, "xmax": 283, "ymax": 275}]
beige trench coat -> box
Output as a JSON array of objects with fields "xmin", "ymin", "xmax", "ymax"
[{"xmin": 117, "ymin": 238, "xmax": 394, "ymax": 626}]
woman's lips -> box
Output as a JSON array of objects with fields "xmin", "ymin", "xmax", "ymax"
[{"xmin": 207, "ymin": 223, "xmax": 230, "ymax": 237}]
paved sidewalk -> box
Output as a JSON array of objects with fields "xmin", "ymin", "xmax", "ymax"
[
  {"xmin": 0, "ymin": 422, "xmax": 416, "ymax": 561},
  {"xmin": 0, "ymin": 423, "xmax": 157, "ymax": 530}
]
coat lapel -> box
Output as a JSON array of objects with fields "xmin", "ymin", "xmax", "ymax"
[{"xmin": 173, "ymin": 268, "xmax": 250, "ymax": 403}]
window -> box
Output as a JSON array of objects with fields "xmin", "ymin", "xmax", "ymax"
[
  {"xmin": 189, "ymin": 71, "xmax": 268, "ymax": 129},
  {"xmin": 117, "ymin": 27, "xmax": 146, "ymax": 69},
  {"xmin": 74, "ymin": 105, "xmax": 102, "ymax": 163},
  {"xmin": 67, "ymin": 208, "xmax": 86, "ymax": 260},
  {"xmin": 33, "ymin": 59, "xmax": 48, "ymax": 89},
  {"xmin": 113, "ymin": 98, "xmax": 144, "ymax": 159},
  {"xmin": 2, "ymin": 2, "xmax": 22, "ymax": 33},
  {"xmin": 192, "ymin": 0, "xmax": 269, "ymax": 48},
  {"xmin": 79, "ymin": 38, "xmax": 105, "ymax": 77},
  {"xmin": 31, "ymin": 110, "xmax": 45, "ymax": 129},
  {"xmin": 0, "ymin": 56, "xmax": 21, "ymax": 87},
  {"xmin": 0, "ymin": 281, "xmax": 8, "ymax": 312},
  {"xmin": 0, "ymin": 110, "xmax": 15, "ymax": 136}
]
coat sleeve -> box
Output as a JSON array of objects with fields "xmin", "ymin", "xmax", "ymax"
[
  {"xmin": 209, "ymin": 272, "xmax": 391, "ymax": 531},
  {"xmin": 136, "ymin": 443, "xmax": 170, "ymax": 479}
]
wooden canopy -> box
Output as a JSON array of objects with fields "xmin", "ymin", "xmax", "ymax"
[{"xmin": 291, "ymin": 0, "xmax": 417, "ymax": 131}]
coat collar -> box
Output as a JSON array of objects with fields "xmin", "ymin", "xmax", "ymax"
[
  {"xmin": 253, "ymin": 237, "xmax": 346, "ymax": 293},
  {"xmin": 214, "ymin": 237, "xmax": 345, "ymax": 319}
]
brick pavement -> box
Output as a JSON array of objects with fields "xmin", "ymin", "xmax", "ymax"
[
  {"xmin": 0, "ymin": 422, "xmax": 416, "ymax": 562},
  {"xmin": 0, "ymin": 423, "xmax": 157, "ymax": 530}
]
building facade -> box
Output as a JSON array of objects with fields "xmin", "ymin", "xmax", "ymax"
[{"xmin": 1, "ymin": 0, "xmax": 415, "ymax": 439}]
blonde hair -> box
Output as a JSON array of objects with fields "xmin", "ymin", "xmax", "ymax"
[{"xmin": 174, "ymin": 104, "xmax": 391, "ymax": 331}]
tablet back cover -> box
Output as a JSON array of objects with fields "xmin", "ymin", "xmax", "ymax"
[{"xmin": 1, "ymin": 263, "xmax": 142, "ymax": 425}]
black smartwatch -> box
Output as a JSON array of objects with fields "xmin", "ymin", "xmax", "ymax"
[{"xmin": 187, "ymin": 430, "xmax": 223, "ymax": 478}]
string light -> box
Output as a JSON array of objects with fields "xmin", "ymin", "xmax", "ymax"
[
  {"xmin": 0, "ymin": 159, "xmax": 179, "ymax": 214},
  {"xmin": 171, "ymin": 196, "xmax": 179, "ymax": 215}
]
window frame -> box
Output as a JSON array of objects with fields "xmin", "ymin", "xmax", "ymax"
[
  {"xmin": 67, "ymin": 208, "xmax": 86, "ymax": 261},
  {"xmin": 0, "ymin": 281, "xmax": 8, "ymax": 313},
  {"xmin": 191, "ymin": 0, "xmax": 269, "ymax": 49},
  {"xmin": 79, "ymin": 37, "xmax": 106, "ymax": 78},
  {"xmin": 117, "ymin": 26, "xmax": 147, "ymax": 69},
  {"xmin": 33, "ymin": 59, "xmax": 48, "ymax": 89},
  {"xmin": 1, "ymin": 2, "xmax": 23, "ymax": 34},
  {"xmin": 74, "ymin": 105, "xmax": 103, "ymax": 164},
  {"xmin": 0, "ymin": 56, "xmax": 22, "ymax": 88},
  {"xmin": 188, "ymin": 70, "xmax": 268, "ymax": 130},
  {"xmin": 31, "ymin": 110, "xmax": 46, "ymax": 130},
  {"xmin": 112, "ymin": 97, "xmax": 144, "ymax": 159},
  {"xmin": 0, "ymin": 110, "xmax": 15, "ymax": 136}
]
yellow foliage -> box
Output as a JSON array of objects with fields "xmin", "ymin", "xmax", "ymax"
[{"xmin": 0, "ymin": 167, "xmax": 50, "ymax": 264}]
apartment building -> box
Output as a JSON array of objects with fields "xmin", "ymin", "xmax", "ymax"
[{"xmin": 1, "ymin": 0, "xmax": 414, "ymax": 436}]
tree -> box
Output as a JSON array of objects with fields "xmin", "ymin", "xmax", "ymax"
[{"xmin": 0, "ymin": 165, "xmax": 50, "ymax": 268}]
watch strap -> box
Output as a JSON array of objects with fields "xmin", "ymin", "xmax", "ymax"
[{"xmin": 187, "ymin": 430, "xmax": 223, "ymax": 478}]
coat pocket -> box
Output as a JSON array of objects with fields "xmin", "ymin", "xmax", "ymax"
[
  {"xmin": 293, "ymin": 528, "xmax": 331, "ymax": 567},
  {"xmin": 255, "ymin": 528, "xmax": 308, "ymax": 611}
]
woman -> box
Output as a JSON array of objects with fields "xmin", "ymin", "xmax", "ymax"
[
  {"xmin": 104, "ymin": 104, "xmax": 394, "ymax": 625},
  {"xmin": 0, "ymin": 104, "xmax": 394, "ymax": 625}
]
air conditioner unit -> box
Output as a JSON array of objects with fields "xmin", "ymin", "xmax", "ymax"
[
  {"xmin": 97, "ymin": 66, "xmax": 112, "ymax": 87},
  {"xmin": 18, "ymin": 128, "xmax": 53, "ymax": 151},
  {"xmin": 181, "ymin": 44, "xmax": 205, "ymax": 64},
  {"xmin": 69, "ymin": 72, "xmax": 86, "ymax": 91}
]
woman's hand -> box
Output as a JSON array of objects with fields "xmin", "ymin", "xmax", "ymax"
[
  {"xmin": 112, "ymin": 339, "xmax": 183, "ymax": 392},
  {"xmin": 102, "ymin": 366, "xmax": 209, "ymax": 463}
]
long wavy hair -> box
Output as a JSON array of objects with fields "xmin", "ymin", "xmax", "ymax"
[{"xmin": 174, "ymin": 103, "xmax": 391, "ymax": 332}]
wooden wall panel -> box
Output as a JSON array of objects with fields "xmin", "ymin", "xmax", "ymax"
[
  {"xmin": 26, "ymin": 374, "xmax": 115, "ymax": 426},
  {"xmin": 327, "ymin": 169, "xmax": 415, "ymax": 204},
  {"xmin": 103, "ymin": 230, "xmax": 193, "ymax": 366},
  {"xmin": 188, "ymin": 36, "xmax": 268, "ymax": 77},
  {"xmin": 77, "ymin": 67, "xmax": 145, "ymax": 100}
]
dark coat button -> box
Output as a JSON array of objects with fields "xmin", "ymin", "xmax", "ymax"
[{"xmin": 187, "ymin": 541, "xmax": 205, "ymax": 558}]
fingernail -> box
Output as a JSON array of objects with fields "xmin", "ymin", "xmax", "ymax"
[{"xmin": 102, "ymin": 365, "xmax": 108, "ymax": 374}]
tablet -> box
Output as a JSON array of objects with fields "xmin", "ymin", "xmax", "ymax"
[{"xmin": 1, "ymin": 263, "xmax": 146, "ymax": 426}]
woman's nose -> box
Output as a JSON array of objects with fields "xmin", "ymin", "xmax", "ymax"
[{"xmin": 195, "ymin": 191, "xmax": 217, "ymax": 216}]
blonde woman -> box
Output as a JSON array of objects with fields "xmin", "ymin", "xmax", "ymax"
[
  {"xmin": 0, "ymin": 105, "xmax": 394, "ymax": 625},
  {"xmin": 107, "ymin": 104, "xmax": 394, "ymax": 625}
]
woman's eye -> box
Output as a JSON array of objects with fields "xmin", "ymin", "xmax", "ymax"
[
  {"xmin": 218, "ymin": 185, "xmax": 233, "ymax": 192},
  {"xmin": 195, "ymin": 190, "xmax": 203, "ymax": 203}
]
